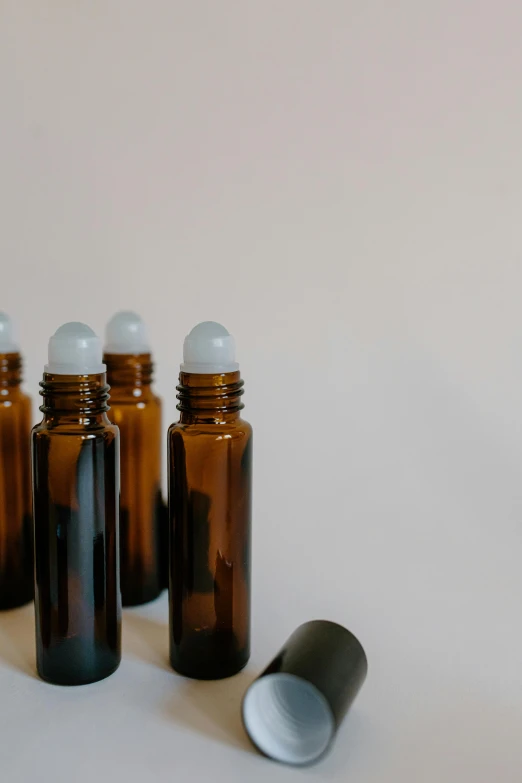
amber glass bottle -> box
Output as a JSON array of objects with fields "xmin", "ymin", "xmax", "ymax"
[
  {"xmin": 169, "ymin": 322, "xmax": 252, "ymax": 679},
  {"xmin": 0, "ymin": 314, "xmax": 33, "ymax": 610},
  {"xmin": 32, "ymin": 323, "xmax": 121, "ymax": 685},
  {"xmin": 104, "ymin": 311, "xmax": 163, "ymax": 606}
]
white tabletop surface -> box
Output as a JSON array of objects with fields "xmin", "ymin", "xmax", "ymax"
[{"xmin": 2, "ymin": 476, "xmax": 521, "ymax": 783}]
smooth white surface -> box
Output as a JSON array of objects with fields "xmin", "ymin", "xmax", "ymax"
[
  {"xmin": 46, "ymin": 322, "xmax": 105, "ymax": 375},
  {"xmin": 0, "ymin": 313, "xmax": 18, "ymax": 353},
  {"xmin": 105, "ymin": 311, "xmax": 151, "ymax": 355},
  {"xmin": 0, "ymin": 312, "xmax": 18, "ymax": 353},
  {"xmin": 242, "ymin": 673, "xmax": 335, "ymax": 765},
  {"xmin": 181, "ymin": 321, "xmax": 239, "ymax": 374},
  {"xmin": 1, "ymin": 1, "xmax": 522, "ymax": 781}
]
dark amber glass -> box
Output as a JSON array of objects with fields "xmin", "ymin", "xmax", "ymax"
[
  {"xmin": 168, "ymin": 371, "xmax": 252, "ymax": 679},
  {"xmin": 104, "ymin": 353, "xmax": 163, "ymax": 606},
  {"xmin": 0, "ymin": 353, "xmax": 33, "ymax": 610},
  {"xmin": 32, "ymin": 373, "xmax": 121, "ymax": 685}
]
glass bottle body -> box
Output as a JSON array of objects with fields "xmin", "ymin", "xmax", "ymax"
[
  {"xmin": 104, "ymin": 353, "xmax": 163, "ymax": 606},
  {"xmin": 0, "ymin": 353, "xmax": 33, "ymax": 610},
  {"xmin": 32, "ymin": 374, "xmax": 121, "ymax": 685},
  {"xmin": 168, "ymin": 372, "xmax": 252, "ymax": 679}
]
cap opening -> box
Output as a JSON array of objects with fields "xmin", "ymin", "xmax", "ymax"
[{"xmin": 242, "ymin": 673, "xmax": 335, "ymax": 765}]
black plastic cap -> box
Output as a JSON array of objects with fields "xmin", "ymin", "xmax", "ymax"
[{"xmin": 242, "ymin": 620, "xmax": 367, "ymax": 766}]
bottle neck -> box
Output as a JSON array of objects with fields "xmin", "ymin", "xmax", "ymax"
[
  {"xmin": 104, "ymin": 353, "xmax": 154, "ymax": 399},
  {"xmin": 177, "ymin": 371, "xmax": 244, "ymax": 424},
  {"xmin": 0, "ymin": 352, "xmax": 23, "ymax": 389},
  {"xmin": 40, "ymin": 372, "xmax": 110, "ymax": 427}
]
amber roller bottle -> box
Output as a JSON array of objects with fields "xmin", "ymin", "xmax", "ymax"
[
  {"xmin": 104, "ymin": 312, "xmax": 163, "ymax": 606},
  {"xmin": 169, "ymin": 321, "xmax": 252, "ymax": 679},
  {"xmin": 0, "ymin": 313, "xmax": 33, "ymax": 610},
  {"xmin": 32, "ymin": 323, "xmax": 121, "ymax": 685}
]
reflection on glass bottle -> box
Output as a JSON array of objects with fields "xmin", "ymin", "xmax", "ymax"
[
  {"xmin": 0, "ymin": 313, "xmax": 33, "ymax": 611},
  {"xmin": 104, "ymin": 312, "xmax": 163, "ymax": 606},
  {"xmin": 169, "ymin": 322, "xmax": 252, "ymax": 680}
]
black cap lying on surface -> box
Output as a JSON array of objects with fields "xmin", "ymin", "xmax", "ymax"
[{"xmin": 241, "ymin": 620, "xmax": 368, "ymax": 766}]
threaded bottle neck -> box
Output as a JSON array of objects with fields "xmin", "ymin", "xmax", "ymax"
[
  {"xmin": 0, "ymin": 353, "xmax": 23, "ymax": 388},
  {"xmin": 40, "ymin": 373, "xmax": 110, "ymax": 425},
  {"xmin": 104, "ymin": 353, "xmax": 154, "ymax": 391},
  {"xmin": 177, "ymin": 371, "xmax": 244, "ymax": 424}
]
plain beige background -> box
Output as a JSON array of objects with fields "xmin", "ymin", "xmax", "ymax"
[{"xmin": 1, "ymin": 2, "xmax": 521, "ymax": 781}]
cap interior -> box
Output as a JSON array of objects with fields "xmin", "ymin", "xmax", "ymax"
[{"xmin": 242, "ymin": 673, "xmax": 335, "ymax": 765}]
